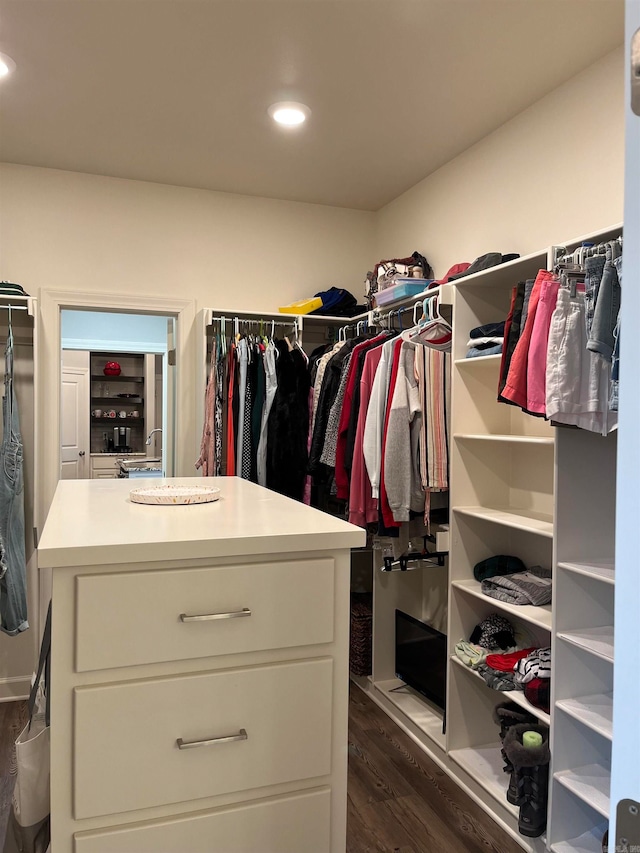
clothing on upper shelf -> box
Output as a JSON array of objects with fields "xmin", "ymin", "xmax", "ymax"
[
  {"xmin": 475, "ymin": 663, "xmax": 518, "ymax": 691},
  {"xmin": 470, "ymin": 321, "xmax": 506, "ymax": 339},
  {"xmin": 523, "ymin": 678, "xmax": 551, "ymax": 713},
  {"xmin": 497, "ymin": 239, "xmax": 622, "ymax": 434},
  {"xmin": 466, "ymin": 321, "xmax": 505, "ymax": 359},
  {"xmin": 467, "ymin": 336, "xmax": 504, "ymax": 348},
  {"xmin": 466, "ymin": 343, "xmax": 503, "ymax": 358},
  {"xmin": 473, "ymin": 554, "xmax": 527, "ymax": 582},
  {"xmin": 513, "ymin": 647, "xmax": 551, "ymax": 685},
  {"xmin": 485, "ymin": 647, "xmax": 538, "ymax": 672},
  {"xmin": 470, "ymin": 614, "xmax": 517, "ymax": 650},
  {"xmin": 453, "ymin": 640, "xmax": 488, "ymax": 667},
  {"xmin": 481, "ymin": 566, "xmax": 552, "ymax": 607}
]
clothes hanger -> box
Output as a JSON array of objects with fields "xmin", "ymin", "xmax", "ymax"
[{"xmin": 403, "ymin": 294, "xmax": 452, "ymax": 351}]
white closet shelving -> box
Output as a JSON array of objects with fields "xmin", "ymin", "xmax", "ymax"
[
  {"xmin": 545, "ymin": 226, "xmax": 620, "ymax": 853},
  {"xmin": 355, "ymin": 223, "xmax": 620, "ymax": 853},
  {"xmin": 447, "ymin": 247, "xmax": 554, "ymax": 852},
  {"xmin": 195, "ymin": 225, "xmax": 621, "ymax": 852}
]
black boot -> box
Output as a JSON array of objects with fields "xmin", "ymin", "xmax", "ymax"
[
  {"xmin": 503, "ymin": 723, "xmax": 550, "ymax": 838},
  {"xmin": 493, "ymin": 702, "xmax": 537, "ymax": 805}
]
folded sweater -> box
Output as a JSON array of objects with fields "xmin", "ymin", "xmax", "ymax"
[{"xmin": 481, "ymin": 566, "xmax": 552, "ymax": 606}]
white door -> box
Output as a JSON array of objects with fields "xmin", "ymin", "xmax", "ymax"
[
  {"xmin": 610, "ymin": 2, "xmax": 640, "ymax": 845},
  {"xmin": 61, "ymin": 367, "xmax": 89, "ymax": 478},
  {"xmin": 165, "ymin": 318, "xmax": 176, "ymax": 476}
]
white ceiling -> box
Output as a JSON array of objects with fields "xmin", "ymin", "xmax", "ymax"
[{"xmin": 0, "ymin": 0, "xmax": 624, "ymax": 211}]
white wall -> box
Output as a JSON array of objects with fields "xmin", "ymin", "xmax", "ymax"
[
  {"xmin": 0, "ymin": 163, "xmax": 375, "ymax": 525},
  {"xmin": 375, "ymin": 47, "xmax": 624, "ymax": 633},
  {"xmin": 0, "ymin": 164, "xmax": 375, "ymax": 310},
  {"xmin": 376, "ymin": 48, "xmax": 625, "ymax": 275}
]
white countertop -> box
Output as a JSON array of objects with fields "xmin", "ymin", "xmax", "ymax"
[
  {"xmin": 38, "ymin": 477, "xmax": 366, "ymax": 568},
  {"xmin": 89, "ymin": 452, "xmax": 147, "ymax": 457}
]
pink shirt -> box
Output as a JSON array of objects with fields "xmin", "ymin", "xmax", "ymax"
[
  {"xmin": 349, "ymin": 345, "xmax": 384, "ymax": 528},
  {"xmin": 335, "ymin": 333, "xmax": 388, "ymax": 500}
]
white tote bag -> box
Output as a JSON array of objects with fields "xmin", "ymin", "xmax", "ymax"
[{"xmin": 3, "ymin": 604, "xmax": 51, "ymax": 853}]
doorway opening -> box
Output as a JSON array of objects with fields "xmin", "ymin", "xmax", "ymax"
[{"xmin": 60, "ymin": 309, "xmax": 176, "ymax": 481}]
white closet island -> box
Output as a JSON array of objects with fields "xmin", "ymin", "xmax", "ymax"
[{"xmin": 38, "ymin": 477, "xmax": 365, "ymax": 853}]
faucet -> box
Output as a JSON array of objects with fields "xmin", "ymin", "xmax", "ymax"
[{"xmin": 146, "ymin": 428, "xmax": 163, "ymax": 446}]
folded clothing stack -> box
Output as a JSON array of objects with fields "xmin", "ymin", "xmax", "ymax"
[
  {"xmin": 513, "ymin": 647, "xmax": 551, "ymax": 685},
  {"xmin": 466, "ymin": 320, "xmax": 505, "ymax": 358},
  {"xmin": 308, "ymin": 287, "xmax": 367, "ymax": 318},
  {"xmin": 474, "ymin": 646, "xmax": 551, "ymax": 701},
  {"xmin": 481, "ymin": 566, "xmax": 552, "ymax": 607}
]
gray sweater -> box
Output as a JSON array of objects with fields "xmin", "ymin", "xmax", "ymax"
[{"xmin": 384, "ymin": 342, "xmax": 425, "ymax": 521}]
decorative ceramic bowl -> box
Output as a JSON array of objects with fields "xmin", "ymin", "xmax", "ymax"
[{"xmin": 104, "ymin": 361, "xmax": 121, "ymax": 376}]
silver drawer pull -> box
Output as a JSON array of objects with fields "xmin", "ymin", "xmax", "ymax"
[
  {"xmin": 177, "ymin": 728, "xmax": 248, "ymax": 749},
  {"xmin": 179, "ymin": 607, "xmax": 251, "ymax": 622}
]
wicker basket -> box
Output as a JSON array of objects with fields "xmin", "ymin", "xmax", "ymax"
[{"xmin": 350, "ymin": 593, "xmax": 373, "ymax": 677}]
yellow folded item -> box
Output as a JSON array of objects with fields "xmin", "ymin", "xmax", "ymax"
[{"xmin": 279, "ymin": 297, "xmax": 322, "ymax": 315}]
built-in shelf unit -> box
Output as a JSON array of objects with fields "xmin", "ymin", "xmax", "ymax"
[{"xmin": 352, "ymin": 223, "xmax": 621, "ymax": 853}]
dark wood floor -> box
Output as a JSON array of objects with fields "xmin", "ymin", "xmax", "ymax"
[
  {"xmin": 1, "ymin": 692, "xmax": 521, "ymax": 852},
  {"xmin": 347, "ymin": 684, "xmax": 522, "ymax": 853}
]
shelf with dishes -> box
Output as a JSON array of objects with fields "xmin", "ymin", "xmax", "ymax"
[
  {"xmin": 90, "ymin": 374, "xmax": 144, "ymax": 383},
  {"xmin": 91, "ymin": 396, "xmax": 144, "ymax": 404},
  {"xmin": 91, "ymin": 416, "xmax": 144, "ymax": 424},
  {"xmin": 90, "ymin": 353, "xmax": 148, "ymax": 456}
]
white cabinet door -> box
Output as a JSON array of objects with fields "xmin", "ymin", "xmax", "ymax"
[
  {"xmin": 60, "ymin": 367, "xmax": 89, "ymax": 479},
  {"xmin": 610, "ymin": 2, "xmax": 640, "ymax": 845}
]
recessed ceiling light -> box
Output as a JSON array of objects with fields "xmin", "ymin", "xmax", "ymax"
[
  {"xmin": 0, "ymin": 53, "xmax": 16, "ymax": 78},
  {"xmin": 268, "ymin": 101, "xmax": 310, "ymax": 127}
]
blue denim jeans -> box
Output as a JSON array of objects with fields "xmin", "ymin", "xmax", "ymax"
[
  {"xmin": 587, "ymin": 243, "xmax": 621, "ymax": 360},
  {"xmin": 584, "ymin": 255, "xmax": 606, "ymax": 338},
  {"xmin": 0, "ymin": 329, "xmax": 28, "ymax": 635},
  {"xmin": 610, "ymin": 255, "xmax": 622, "ymax": 412}
]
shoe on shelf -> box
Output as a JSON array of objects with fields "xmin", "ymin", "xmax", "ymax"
[
  {"xmin": 503, "ymin": 723, "xmax": 550, "ymax": 838},
  {"xmin": 493, "ymin": 702, "xmax": 538, "ymax": 805}
]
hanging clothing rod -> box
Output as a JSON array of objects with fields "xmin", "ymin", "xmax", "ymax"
[
  {"xmin": 553, "ymin": 235, "xmax": 623, "ymax": 268},
  {"xmin": 209, "ymin": 316, "xmax": 297, "ymax": 329},
  {"xmin": 0, "ymin": 305, "xmax": 29, "ymax": 312}
]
